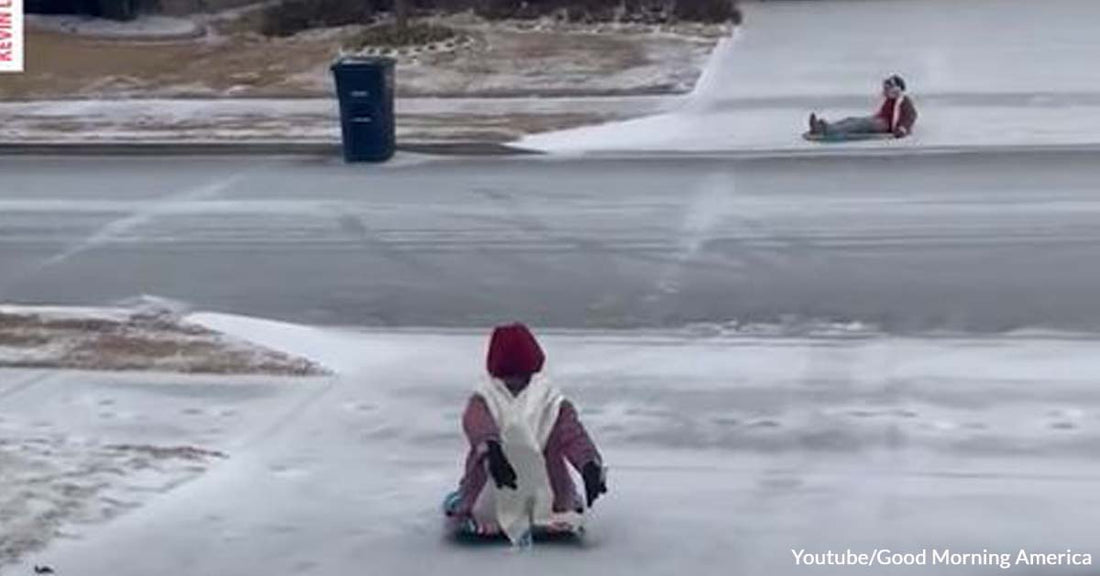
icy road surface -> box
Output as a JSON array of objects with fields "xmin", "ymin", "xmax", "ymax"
[
  {"xmin": 5, "ymin": 152, "xmax": 1100, "ymax": 332},
  {"xmin": 6, "ymin": 320, "xmax": 1100, "ymax": 575}
]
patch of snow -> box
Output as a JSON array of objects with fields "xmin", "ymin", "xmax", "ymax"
[
  {"xmin": 203, "ymin": 0, "xmax": 283, "ymax": 24},
  {"xmin": 0, "ymin": 433, "xmax": 224, "ymax": 566},
  {"xmin": 112, "ymin": 295, "xmax": 193, "ymax": 318},
  {"xmin": 26, "ymin": 15, "xmax": 203, "ymax": 40},
  {"xmin": 0, "ymin": 304, "xmax": 135, "ymax": 323},
  {"xmin": 0, "ymin": 341, "xmax": 73, "ymax": 364},
  {"xmin": 0, "ymin": 365, "xmax": 329, "ymax": 568},
  {"xmin": 185, "ymin": 312, "xmax": 394, "ymax": 375}
]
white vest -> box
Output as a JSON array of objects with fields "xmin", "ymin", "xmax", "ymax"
[
  {"xmin": 473, "ymin": 376, "xmax": 571, "ymax": 543},
  {"xmin": 475, "ymin": 375, "xmax": 565, "ymax": 450}
]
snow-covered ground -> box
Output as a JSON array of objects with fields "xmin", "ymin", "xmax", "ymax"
[
  {"xmin": 5, "ymin": 313, "xmax": 1100, "ymax": 574},
  {"xmin": 0, "ymin": 366, "xmax": 327, "ymax": 567},
  {"xmin": 521, "ymin": 0, "xmax": 1100, "ymax": 154},
  {"xmin": 12, "ymin": 0, "xmax": 1100, "ymax": 152},
  {"xmin": 521, "ymin": 99, "xmax": 1100, "ymax": 154},
  {"xmin": 7, "ymin": 0, "xmax": 1100, "ymax": 571},
  {"xmin": 8, "ymin": 12, "xmax": 720, "ymax": 100}
]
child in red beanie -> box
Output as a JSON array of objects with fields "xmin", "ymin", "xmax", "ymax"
[{"xmin": 445, "ymin": 323, "xmax": 606, "ymax": 541}]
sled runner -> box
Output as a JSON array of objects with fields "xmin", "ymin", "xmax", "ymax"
[
  {"xmin": 802, "ymin": 131, "xmax": 896, "ymax": 143},
  {"xmin": 443, "ymin": 490, "xmax": 585, "ymax": 544}
]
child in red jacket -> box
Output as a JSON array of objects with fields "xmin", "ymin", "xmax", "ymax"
[{"xmin": 809, "ymin": 75, "xmax": 918, "ymax": 138}]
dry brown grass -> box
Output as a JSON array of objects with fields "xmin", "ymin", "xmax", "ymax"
[
  {"xmin": 0, "ymin": 310, "xmax": 326, "ymax": 376},
  {"xmin": 2, "ymin": 15, "xmax": 718, "ymax": 99},
  {"xmin": 1, "ymin": 29, "xmax": 353, "ymax": 99}
]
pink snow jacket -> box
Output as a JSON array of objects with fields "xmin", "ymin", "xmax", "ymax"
[{"xmin": 455, "ymin": 386, "xmax": 602, "ymax": 515}]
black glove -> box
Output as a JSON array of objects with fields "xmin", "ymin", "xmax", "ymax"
[
  {"xmin": 486, "ymin": 440, "xmax": 517, "ymax": 490},
  {"xmin": 581, "ymin": 461, "xmax": 607, "ymax": 508}
]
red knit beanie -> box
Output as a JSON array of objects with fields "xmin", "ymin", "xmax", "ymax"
[{"xmin": 486, "ymin": 323, "xmax": 545, "ymax": 379}]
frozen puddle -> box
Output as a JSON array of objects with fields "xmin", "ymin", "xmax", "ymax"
[{"xmin": 4, "ymin": 313, "xmax": 1100, "ymax": 574}]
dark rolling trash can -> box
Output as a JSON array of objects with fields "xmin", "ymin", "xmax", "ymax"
[{"xmin": 331, "ymin": 56, "xmax": 396, "ymax": 163}]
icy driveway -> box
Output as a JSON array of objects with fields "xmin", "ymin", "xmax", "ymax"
[
  {"xmin": 696, "ymin": 0, "xmax": 1100, "ymax": 100},
  {"xmin": 8, "ymin": 318, "xmax": 1100, "ymax": 575},
  {"xmin": 522, "ymin": 0, "xmax": 1100, "ymax": 153}
]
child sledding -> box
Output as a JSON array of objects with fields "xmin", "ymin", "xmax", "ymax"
[
  {"xmin": 805, "ymin": 75, "xmax": 918, "ymax": 142},
  {"xmin": 443, "ymin": 323, "xmax": 607, "ymax": 545}
]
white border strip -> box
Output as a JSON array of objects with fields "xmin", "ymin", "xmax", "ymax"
[{"xmin": 0, "ymin": 0, "xmax": 23, "ymax": 73}]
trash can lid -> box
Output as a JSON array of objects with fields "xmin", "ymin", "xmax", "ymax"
[{"xmin": 331, "ymin": 55, "xmax": 396, "ymax": 71}]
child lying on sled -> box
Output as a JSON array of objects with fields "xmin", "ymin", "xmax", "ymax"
[
  {"xmin": 445, "ymin": 323, "xmax": 607, "ymax": 542},
  {"xmin": 808, "ymin": 75, "xmax": 918, "ymax": 139}
]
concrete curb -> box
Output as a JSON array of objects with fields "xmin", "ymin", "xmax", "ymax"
[
  {"xmin": 557, "ymin": 142, "xmax": 1100, "ymax": 161},
  {"xmin": 3, "ymin": 141, "xmax": 1100, "ymax": 160},
  {"xmin": 0, "ymin": 141, "xmax": 538, "ymax": 157}
]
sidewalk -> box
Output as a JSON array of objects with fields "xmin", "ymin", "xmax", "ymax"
[
  {"xmin": 0, "ymin": 96, "xmax": 677, "ymax": 150},
  {"xmin": 7, "ymin": 95, "xmax": 1100, "ymax": 157}
]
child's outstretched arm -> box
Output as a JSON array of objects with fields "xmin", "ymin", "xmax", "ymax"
[
  {"xmin": 547, "ymin": 401, "xmax": 607, "ymax": 507},
  {"xmin": 463, "ymin": 394, "xmax": 499, "ymax": 450},
  {"xmin": 550, "ymin": 401, "xmax": 601, "ymax": 469},
  {"xmin": 452, "ymin": 395, "xmax": 502, "ymax": 517}
]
